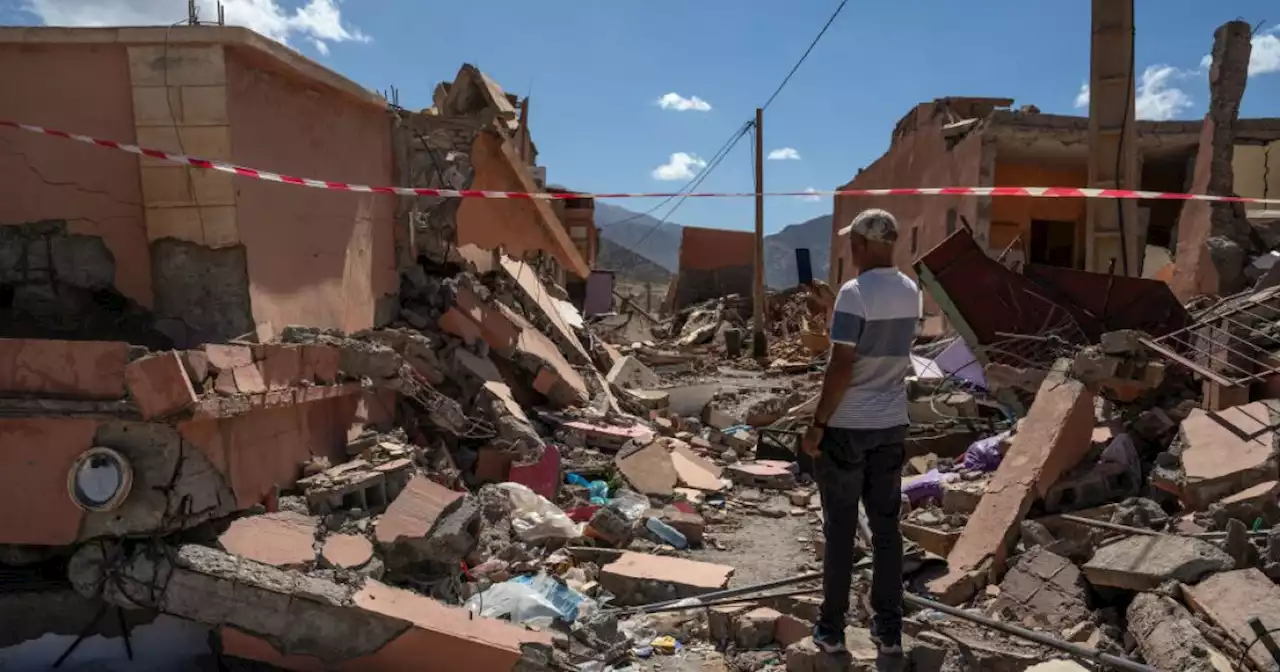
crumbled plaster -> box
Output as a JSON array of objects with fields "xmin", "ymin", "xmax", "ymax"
[
  {"xmin": 151, "ymin": 239, "xmax": 255, "ymax": 346},
  {"xmin": 76, "ymin": 421, "xmax": 236, "ymax": 541}
]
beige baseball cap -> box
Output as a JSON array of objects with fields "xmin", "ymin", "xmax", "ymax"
[{"xmin": 837, "ymin": 208, "xmax": 899, "ymax": 245}]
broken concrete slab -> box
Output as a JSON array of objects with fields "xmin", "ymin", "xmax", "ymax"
[
  {"xmin": 564, "ymin": 420, "xmax": 654, "ymax": 453},
  {"xmin": 616, "ymin": 441, "xmax": 678, "ymax": 496},
  {"xmin": 217, "ymin": 512, "xmax": 318, "ymax": 569},
  {"xmin": 1178, "ymin": 402, "xmax": 1279, "ymax": 509},
  {"xmin": 321, "ymin": 534, "xmax": 374, "ymax": 570},
  {"xmin": 1219, "ymin": 479, "xmax": 1280, "ymax": 527},
  {"xmin": 99, "ymin": 541, "xmax": 552, "ymax": 670},
  {"xmin": 375, "ymin": 475, "xmax": 478, "ymax": 570},
  {"xmin": 927, "ymin": 364, "xmax": 1095, "ymax": 605},
  {"xmin": 124, "ymin": 351, "xmax": 199, "ymax": 420},
  {"xmin": 1083, "ymin": 535, "xmax": 1234, "ymax": 591},
  {"xmin": 726, "ymin": 462, "xmax": 797, "ymax": 490},
  {"xmin": 1184, "ymin": 568, "xmax": 1280, "ymax": 672},
  {"xmin": 668, "ymin": 439, "xmax": 724, "ymax": 491},
  {"xmin": 1127, "ymin": 592, "xmax": 1233, "ymax": 672},
  {"xmin": 606, "ymin": 356, "xmax": 660, "ymax": 390},
  {"xmin": 599, "ymin": 552, "xmax": 733, "ymax": 605},
  {"xmin": 989, "ymin": 547, "xmax": 1090, "ymax": 631}
]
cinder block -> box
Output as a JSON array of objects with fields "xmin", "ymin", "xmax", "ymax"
[
  {"xmin": 179, "ymin": 85, "xmax": 229, "ymax": 126},
  {"xmin": 131, "ymin": 86, "xmax": 184, "ymax": 127},
  {"xmin": 128, "ymin": 45, "xmax": 226, "ymax": 88}
]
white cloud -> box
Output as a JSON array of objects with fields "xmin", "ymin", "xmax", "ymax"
[
  {"xmin": 801, "ymin": 187, "xmax": 821, "ymax": 203},
  {"xmin": 1073, "ymin": 66, "xmax": 1195, "ymax": 120},
  {"xmin": 1194, "ymin": 27, "xmax": 1280, "ymax": 77},
  {"xmin": 656, "ymin": 93, "xmax": 712, "ymax": 112},
  {"xmin": 767, "ymin": 147, "xmax": 801, "ymax": 161},
  {"xmin": 24, "ymin": 0, "xmax": 369, "ymax": 53},
  {"xmin": 1135, "ymin": 65, "xmax": 1194, "ymax": 120},
  {"xmin": 651, "ymin": 152, "xmax": 706, "ymax": 181},
  {"xmin": 1073, "ymin": 82, "xmax": 1090, "ymax": 109},
  {"xmin": 1250, "ymin": 28, "xmax": 1280, "ymax": 76}
]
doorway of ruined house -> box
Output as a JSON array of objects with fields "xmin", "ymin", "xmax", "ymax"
[{"xmin": 1029, "ymin": 219, "xmax": 1077, "ymax": 268}]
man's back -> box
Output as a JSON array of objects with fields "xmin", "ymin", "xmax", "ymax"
[{"xmin": 828, "ymin": 268, "xmax": 920, "ymax": 430}]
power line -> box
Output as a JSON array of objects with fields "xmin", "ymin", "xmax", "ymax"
[
  {"xmin": 612, "ymin": 0, "xmax": 848, "ymax": 252},
  {"xmin": 602, "ymin": 121, "xmax": 752, "ymax": 228},
  {"xmin": 762, "ymin": 0, "xmax": 850, "ymax": 111},
  {"xmin": 628, "ymin": 121, "xmax": 753, "ymax": 250}
]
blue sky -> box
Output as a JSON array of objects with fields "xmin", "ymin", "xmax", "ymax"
[{"xmin": 7, "ymin": 0, "xmax": 1280, "ymax": 233}]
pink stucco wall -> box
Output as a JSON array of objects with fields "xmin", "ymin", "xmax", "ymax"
[
  {"xmin": 226, "ymin": 48, "xmax": 396, "ymax": 338},
  {"xmin": 830, "ymin": 103, "xmax": 987, "ymax": 288},
  {"xmin": 0, "ymin": 42, "xmax": 152, "ymax": 307}
]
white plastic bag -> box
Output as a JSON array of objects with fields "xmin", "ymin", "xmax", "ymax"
[
  {"xmin": 465, "ymin": 580, "xmax": 559, "ymax": 629},
  {"xmin": 498, "ymin": 482, "xmax": 583, "ymax": 542}
]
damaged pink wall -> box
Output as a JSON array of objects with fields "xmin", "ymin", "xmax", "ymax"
[
  {"xmin": 0, "ymin": 418, "xmax": 99, "ymax": 545},
  {"xmin": 179, "ymin": 393, "xmax": 366, "ymax": 510},
  {"xmin": 457, "ymin": 131, "xmax": 589, "ymax": 279},
  {"xmin": 830, "ymin": 103, "xmax": 986, "ymax": 291},
  {"xmin": 226, "ymin": 48, "xmax": 396, "ymax": 339},
  {"xmin": 0, "ymin": 42, "xmax": 152, "ymax": 307}
]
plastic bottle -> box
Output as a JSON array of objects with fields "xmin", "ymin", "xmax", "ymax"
[
  {"xmin": 645, "ymin": 517, "xmax": 688, "ymax": 549},
  {"xmin": 566, "ymin": 473, "xmax": 610, "ymax": 504}
]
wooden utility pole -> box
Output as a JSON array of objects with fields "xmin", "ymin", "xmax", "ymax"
[
  {"xmin": 752, "ymin": 108, "xmax": 768, "ymax": 358},
  {"xmin": 1086, "ymin": 0, "xmax": 1140, "ymax": 275}
]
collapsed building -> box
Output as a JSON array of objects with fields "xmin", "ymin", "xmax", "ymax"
[
  {"xmin": 0, "ymin": 24, "xmax": 608, "ymax": 669},
  {"xmin": 829, "ymin": 88, "xmax": 1280, "ymax": 315}
]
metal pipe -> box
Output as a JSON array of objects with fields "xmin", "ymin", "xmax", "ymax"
[
  {"xmin": 624, "ymin": 587, "xmax": 825, "ymax": 616},
  {"xmin": 608, "ymin": 570, "xmax": 824, "ymax": 615},
  {"xmin": 1058, "ymin": 514, "xmax": 1268, "ymax": 539},
  {"xmin": 903, "ymin": 592, "xmax": 1158, "ymax": 672}
]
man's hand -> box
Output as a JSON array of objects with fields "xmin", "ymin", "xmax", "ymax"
[{"xmin": 801, "ymin": 425, "xmax": 824, "ymax": 458}]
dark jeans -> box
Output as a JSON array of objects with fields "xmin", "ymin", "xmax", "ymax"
[{"xmin": 815, "ymin": 425, "xmax": 907, "ymax": 638}]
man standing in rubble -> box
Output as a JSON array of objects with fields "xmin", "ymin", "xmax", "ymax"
[{"xmin": 801, "ymin": 208, "xmax": 919, "ymax": 658}]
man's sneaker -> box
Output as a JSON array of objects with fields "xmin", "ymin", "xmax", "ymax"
[
  {"xmin": 870, "ymin": 630, "xmax": 903, "ymax": 656},
  {"xmin": 811, "ymin": 624, "xmax": 847, "ymax": 654}
]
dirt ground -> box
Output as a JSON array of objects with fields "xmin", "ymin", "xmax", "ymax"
[{"xmin": 691, "ymin": 494, "xmax": 820, "ymax": 588}]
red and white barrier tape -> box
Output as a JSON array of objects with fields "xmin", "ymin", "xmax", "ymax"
[{"xmin": 4, "ymin": 119, "xmax": 1280, "ymax": 205}]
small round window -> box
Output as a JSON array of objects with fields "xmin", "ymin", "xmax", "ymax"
[{"xmin": 67, "ymin": 447, "xmax": 133, "ymax": 512}]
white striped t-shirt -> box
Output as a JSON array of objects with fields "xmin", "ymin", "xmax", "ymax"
[{"xmin": 828, "ymin": 268, "xmax": 921, "ymax": 429}]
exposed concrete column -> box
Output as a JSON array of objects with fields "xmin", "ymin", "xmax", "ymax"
[
  {"xmin": 1085, "ymin": 0, "xmax": 1141, "ymax": 275},
  {"xmin": 1171, "ymin": 21, "xmax": 1255, "ymax": 299},
  {"xmin": 1204, "ymin": 21, "xmax": 1256, "ymax": 290}
]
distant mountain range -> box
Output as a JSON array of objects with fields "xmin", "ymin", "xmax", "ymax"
[{"xmin": 594, "ymin": 202, "xmax": 832, "ymax": 289}]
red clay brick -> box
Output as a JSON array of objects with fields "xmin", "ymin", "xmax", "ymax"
[
  {"xmin": 454, "ymin": 285, "xmax": 519, "ymax": 355},
  {"xmin": 205, "ymin": 344, "xmax": 253, "ymax": 371},
  {"xmin": 438, "ymin": 307, "xmax": 485, "ymax": 346},
  {"xmin": 181, "ymin": 350, "xmax": 210, "ymax": 386},
  {"xmin": 259, "ymin": 344, "xmax": 302, "ymax": 390},
  {"xmin": 927, "ymin": 365, "xmax": 1095, "ymax": 604},
  {"xmin": 233, "ymin": 364, "xmax": 267, "ymax": 394},
  {"xmin": 125, "ymin": 351, "xmax": 199, "ymax": 420},
  {"xmin": 300, "ymin": 344, "xmax": 340, "ymax": 384}
]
